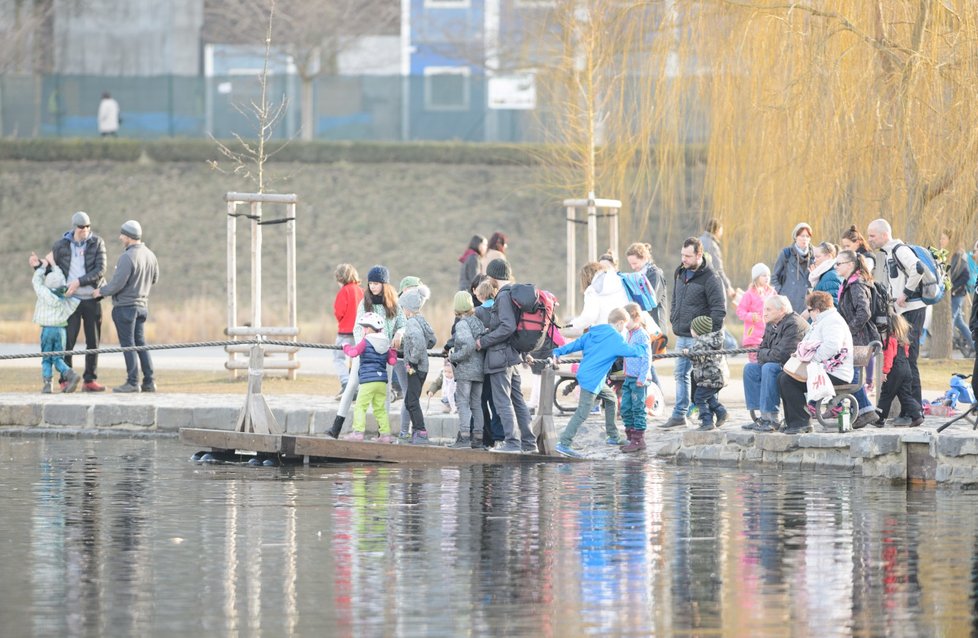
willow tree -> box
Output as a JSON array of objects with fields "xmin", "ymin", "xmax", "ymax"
[{"xmin": 528, "ymin": 0, "xmax": 978, "ymax": 357}]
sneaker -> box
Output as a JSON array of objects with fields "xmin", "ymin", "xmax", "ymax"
[
  {"xmin": 82, "ymin": 381, "xmax": 106, "ymax": 392},
  {"xmin": 752, "ymin": 419, "xmax": 777, "ymax": 433},
  {"xmin": 341, "ymin": 431, "xmax": 365, "ymax": 442},
  {"xmin": 63, "ymin": 370, "xmax": 80, "ymax": 393},
  {"xmin": 376, "ymin": 434, "xmax": 395, "ymax": 444},
  {"xmin": 782, "ymin": 424, "xmax": 812, "ymax": 435},
  {"xmin": 697, "ymin": 422, "xmax": 716, "ymax": 431},
  {"xmin": 554, "ymin": 443, "xmax": 583, "ymax": 458},
  {"xmin": 889, "ymin": 416, "xmax": 913, "ymax": 427},
  {"xmin": 521, "ymin": 442, "xmax": 538, "ymax": 454},
  {"xmin": 492, "ymin": 441, "xmax": 522, "ymax": 454},
  {"xmin": 659, "ymin": 415, "xmax": 689, "ymax": 429},
  {"xmin": 141, "ymin": 382, "xmax": 156, "ymax": 393},
  {"xmin": 714, "ymin": 410, "xmax": 729, "ymax": 428},
  {"xmin": 449, "ymin": 434, "xmax": 471, "ymax": 449},
  {"xmin": 398, "ymin": 432, "xmax": 411, "ymax": 441},
  {"xmin": 821, "ymin": 405, "xmax": 843, "ymax": 420},
  {"xmin": 909, "ymin": 415, "xmax": 924, "ymax": 428},
  {"xmin": 41, "ymin": 380, "xmax": 52, "ymax": 394},
  {"xmin": 806, "ymin": 403, "xmax": 818, "ymax": 418},
  {"xmin": 410, "ymin": 430, "xmax": 429, "ymax": 445},
  {"xmin": 852, "ymin": 411, "xmax": 877, "ymax": 430},
  {"xmin": 471, "ymin": 433, "xmax": 483, "ymax": 449},
  {"xmin": 112, "ymin": 383, "xmax": 140, "ymax": 393},
  {"xmin": 606, "ymin": 435, "xmax": 625, "ymax": 446}
]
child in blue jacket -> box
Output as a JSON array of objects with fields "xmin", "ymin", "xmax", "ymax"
[{"xmin": 551, "ymin": 307, "xmax": 645, "ymax": 458}]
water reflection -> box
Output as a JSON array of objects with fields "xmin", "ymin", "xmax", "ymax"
[{"xmin": 3, "ymin": 437, "xmax": 978, "ymax": 636}]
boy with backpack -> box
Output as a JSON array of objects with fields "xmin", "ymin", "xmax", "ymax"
[{"xmin": 549, "ymin": 307, "xmax": 646, "ymax": 458}]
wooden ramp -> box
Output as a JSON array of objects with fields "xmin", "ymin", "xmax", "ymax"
[{"xmin": 180, "ymin": 428, "xmax": 581, "ymax": 465}]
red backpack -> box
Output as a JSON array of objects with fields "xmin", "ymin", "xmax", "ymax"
[{"xmin": 508, "ymin": 284, "xmax": 563, "ymax": 354}]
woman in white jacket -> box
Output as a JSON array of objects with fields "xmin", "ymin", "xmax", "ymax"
[
  {"xmin": 777, "ymin": 290, "xmax": 854, "ymax": 434},
  {"xmin": 566, "ymin": 260, "xmax": 630, "ymax": 333}
]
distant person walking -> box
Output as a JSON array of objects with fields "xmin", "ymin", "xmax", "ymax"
[
  {"xmin": 47, "ymin": 211, "xmax": 107, "ymax": 392},
  {"xmin": 484, "ymin": 232, "xmax": 508, "ymax": 268},
  {"xmin": 458, "ymin": 234, "xmax": 487, "ymax": 291},
  {"xmin": 773, "ymin": 222, "xmax": 814, "ymax": 316},
  {"xmin": 93, "ymin": 220, "xmax": 159, "ymax": 393},
  {"xmin": 98, "ymin": 92, "xmax": 120, "ymax": 137}
]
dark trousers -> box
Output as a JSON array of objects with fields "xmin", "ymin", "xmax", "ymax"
[
  {"xmin": 878, "ymin": 354, "xmax": 921, "ymax": 420},
  {"xmin": 902, "ymin": 307, "xmax": 926, "ymax": 413},
  {"xmin": 480, "ymin": 378, "xmax": 504, "ymax": 442},
  {"xmin": 404, "ymin": 368, "xmax": 428, "ymax": 433},
  {"xmin": 112, "ymin": 305, "xmax": 153, "ymax": 387},
  {"xmin": 779, "ymin": 371, "xmax": 847, "ymax": 430},
  {"xmin": 693, "ymin": 386, "xmax": 725, "ymax": 426},
  {"xmin": 61, "ymin": 298, "xmax": 102, "ymax": 383}
]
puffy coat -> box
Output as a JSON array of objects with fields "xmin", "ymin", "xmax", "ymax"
[
  {"xmin": 838, "ymin": 275, "xmax": 880, "ymax": 346},
  {"xmin": 52, "ymin": 231, "xmax": 107, "ymax": 289},
  {"xmin": 449, "ymin": 314, "xmax": 486, "ymax": 382},
  {"xmin": 567, "ymin": 270, "xmax": 630, "ymax": 331},
  {"xmin": 690, "ymin": 329, "xmax": 729, "ymax": 389},
  {"xmin": 773, "ymin": 246, "xmax": 813, "ymax": 316},
  {"xmin": 479, "ymin": 285, "xmax": 523, "ymax": 373},
  {"xmin": 403, "ymin": 315, "xmax": 436, "ymax": 374},
  {"xmin": 670, "ymin": 260, "xmax": 726, "ymax": 338},
  {"xmin": 736, "ymin": 285, "xmax": 775, "ymax": 348}
]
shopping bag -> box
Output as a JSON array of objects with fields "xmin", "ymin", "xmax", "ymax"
[
  {"xmin": 805, "ymin": 361, "xmax": 834, "ymax": 402},
  {"xmin": 783, "ymin": 355, "xmax": 808, "ymax": 381}
]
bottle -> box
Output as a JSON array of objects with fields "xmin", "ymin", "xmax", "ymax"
[{"xmin": 838, "ymin": 404, "xmax": 851, "ymax": 432}]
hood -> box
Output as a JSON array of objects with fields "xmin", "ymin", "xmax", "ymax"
[
  {"xmin": 364, "ymin": 332, "xmax": 391, "ymax": 352},
  {"xmin": 696, "ymin": 329, "xmax": 724, "ymax": 349},
  {"xmin": 458, "ymin": 248, "xmax": 478, "ymax": 263},
  {"xmin": 584, "ymin": 323, "xmax": 626, "ymax": 346},
  {"xmin": 413, "ymin": 315, "xmax": 437, "ymax": 348},
  {"xmin": 590, "ymin": 270, "xmax": 626, "ymax": 297}
]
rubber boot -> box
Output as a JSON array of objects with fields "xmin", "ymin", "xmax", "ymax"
[
  {"xmin": 621, "ymin": 429, "xmax": 646, "ymax": 453},
  {"xmin": 328, "ymin": 415, "xmax": 345, "ymax": 439}
]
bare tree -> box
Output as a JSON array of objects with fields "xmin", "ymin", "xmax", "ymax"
[{"xmin": 204, "ymin": 0, "xmax": 399, "ymax": 141}]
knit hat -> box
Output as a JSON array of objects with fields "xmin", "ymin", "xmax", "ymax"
[
  {"xmin": 751, "ymin": 263, "xmax": 770, "ymax": 281},
  {"xmin": 453, "ymin": 290, "xmax": 474, "ymax": 313},
  {"xmin": 691, "ymin": 315, "xmax": 713, "ymax": 335},
  {"xmin": 44, "ymin": 268, "xmax": 66, "ymax": 290},
  {"xmin": 792, "ymin": 222, "xmax": 812, "ymax": 238},
  {"xmin": 400, "ymin": 288, "xmax": 425, "ymax": 313},
  {"xmin": 72, "ymin": 211, "xmax": 90, "ymax": 227},
  {"xmin": 486, "ymin": 258, "xmax": 512, "ymax": 281},
  {"xmin": 367, "ymin": 265, "xmax": 390, "ymax": 284},
  {"xmin": 120, "ymin": 219, "xmax": 142, "ymax": 240},
  {"xmin": 399, "ymin": 275, "xmax": 422, "ymax": 293}
]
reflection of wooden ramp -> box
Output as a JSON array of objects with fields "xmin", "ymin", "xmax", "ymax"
[{"xmin": 179, "ymin": 429, "xmax": 582, "ymax": 464}]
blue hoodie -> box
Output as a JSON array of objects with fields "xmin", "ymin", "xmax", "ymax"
[{"xmin": 553, "ymin": 324, "xmax": 645, "ymax": 394}]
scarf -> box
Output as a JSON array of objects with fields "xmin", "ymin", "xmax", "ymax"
[
  {"xmin": 808, "ymin": 258, "xmax": 836, "ymax": 288},
  {"xmin": 458, "ymin": 248, "xmax": 478, "ymax": 263}
]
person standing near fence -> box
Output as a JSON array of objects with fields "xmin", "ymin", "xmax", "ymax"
[
  {"xmin": 93, "ymin": 220, "xmax": 158, "ymax": 393},
  {"xmin": 98, "ymin": 92, "xmax": 120, "ymax": 137},
  {"xmin": 331, "ymin": 264, "xmax": 364, "ymax": 398}
]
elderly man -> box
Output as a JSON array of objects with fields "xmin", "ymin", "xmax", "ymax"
[
  {"xmin": 866, "ymin": 218, "xmax": 926, "ymax": 425},
  {"xmin": 742, "ymin": 295, "xmax": 809, "ymax": 432}
]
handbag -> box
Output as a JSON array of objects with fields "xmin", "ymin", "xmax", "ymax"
[
  {"xmin": 783, "ymin": 355, "xmax": 808, "ymax": 381},
  {"xmin": 805, "ymin": 361, "xmax": 835, "ymax": 402}
]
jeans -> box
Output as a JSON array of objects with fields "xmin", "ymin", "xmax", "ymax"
[
  {"xmin": 63, "ymin": 298, "xmax": 102, "ymax": 382},
  {"xmin": 489, "ymin": 366, "xmax": 534, "ymax": 447},
  {"xmin": 559, "ymin": 384, "xmax": 619, "ymax": 446},
  {"xmin": 693, "ymin": 386, "xmax": 725, "ymax": 426},
  {"xmin": 455, "ymin": 379, "xmax": 484, "ymax": 437},
  {"xmin": 393, "ymin": 360, "xmax": 411, "ymax": 436},
  {"xmin": 353, "ymin": 381, "xmax": 390, "ymax": 434},
  {"xmin": 620, "ymin": 377, "xmax": 647, "ymax": 431},
  {"xmin": 112, "ymin": 305, "xmax": 153, "ymax": 387},
  {"xmin": 850, "ymin": 368, "xmax": 873, "ymax": 413},
  {"xmin": 952, "ymin": 295, "xmax": 975, "ymax": 348},
  {"xmin": 40, "ymin": 326, "xmax": 70, "ymax": 379},
  {"xmin": 743, "ymin": 362, "xmax": 782, "ymax": 413},
  {"xmin": 671, "ymin": 336, "xmax": 695, "ymax": 418},
  {"xmin": 332, "ymin": 333, "xmax": 355, "ymax": 386}
]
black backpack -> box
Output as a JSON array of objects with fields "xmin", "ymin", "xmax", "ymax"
[{"xmin": 869, "ymin": 280, "xmax": 891, "ymax": 334}]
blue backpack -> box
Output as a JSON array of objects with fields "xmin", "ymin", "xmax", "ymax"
[
  {"xmin": 618, "ymin": 272, "xmax": 657, "ymax": 311},
  {"xmin": 893, "ymin": 243, "xmax": 949, "ymax": 305}
]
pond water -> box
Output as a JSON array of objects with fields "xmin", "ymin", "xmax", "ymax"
[{"xmin": 2, "ymin": 436, "xmax": 978, "ymax": 637}]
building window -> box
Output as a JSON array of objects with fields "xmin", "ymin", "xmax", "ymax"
[
  {"xmin": 424, "ymin": 67, "xmax": 470, "ymax": 111},
  {"xmin": 424, "ymin": 0, "xmax": 470, "ymax": 8},
  {"xmin": 514, "ymin": 0, "xmax": 556, "ymax": 7}
]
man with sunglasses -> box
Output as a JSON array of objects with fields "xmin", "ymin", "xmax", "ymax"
[{"xmin": 47, "ymin": 211, "xmax": 107, "ymax": 392}]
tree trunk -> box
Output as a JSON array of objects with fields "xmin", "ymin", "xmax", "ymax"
[
  {"xmin": 929, "ymin": 295, "xmax": 952, "ymax": 359},
  {"xmin": 300, "ymin": 76, "xmax": 314, "ymax": 141}
]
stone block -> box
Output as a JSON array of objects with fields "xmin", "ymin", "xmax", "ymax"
[
  {"xmin": 284, "ymin": 409, "xmax": 313, "ymax": 435},
  {"xmin": 936, "ymin": 435, "xmax": 978, "ymax": 458},
  {"xmin": 849, "ymin": 433, "xmax": 901, "ymax": 458},
  {"xmin": 695, "ymin": 445, "xmax": 742, "ymax": 464},
  {"xmin": 156, "ymin": 407, "xmax": 194, "ymax": 431},
  {"xmin": 93, "ymin": 404, "xmax": 155, "ymax": 427},
  {"xmin": 901, "ymin": 431, "xmax": 934, "ymax": 444},
  {"xmin": 936, "ymin": 464, "xmax": 978, "ymax": 483},
  {"xmin": 682, "ymin": 430, "xmax": 724, "ymax": 447},
  {"xmin": 723, "ymin": 431, "xmax": 754, "ymax": 447},
  {"xmin": 743, "ymin": 447, "xmax": 763, "ymax": 463},
  {"xmin": 42, "ymin": 404, "xmax": 90, "ymax": 427},
  {"xmin": 0, "ymin": 404, "xmax": 42, "ymax": 426},
  {"xmin": 651, "ymin": 437, "xmax": 681, "ymax": 457},
  {"xmin": 755, "ymin": 433, "xmax": 799, "ymax": 452},
  {"xmin": 797, "ymin": 433, "xmax": 852, "ymax": 448},
  {"xmin": 192, "ymin": 406, "xmax": 238, "ymax": 430},
  {"xmin": 310, "ymin": 410, "xmax": 338, "ymax": 435},
  {"xmin": 813, "ymin": 450, "xmax": 858, "ymax": 469},
  {"xmin": 860, "ymin": 457, "xmax": 906, "ymax": 480}
]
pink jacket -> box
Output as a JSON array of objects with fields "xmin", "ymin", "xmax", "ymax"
[{"xmin": 736, "ymin": 285, "xmax": 775, "ymax": 347}]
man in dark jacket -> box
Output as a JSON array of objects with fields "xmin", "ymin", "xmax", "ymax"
[
  {"xmin": 475, "ymin": 258, "xmax": 535, "ymax": 454},
  {"xmin": 742, "ymin": 295, "xmax": 809, "ymax": 432},
  {"xmin": 661, "ymin": 237, "xmax": 727, "ymax": 428},
  {"xmin": 47, "ymin": 211, "xmax": 107, "ymax": 392}
]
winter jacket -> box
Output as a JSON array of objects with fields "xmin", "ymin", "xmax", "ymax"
[
  {"xmin": 51, "ymin": 231, "xmax": 107, "ymax": 293},
  {"xmin": 736, "ymin": 285, "xmax": 775, "ymax": 347},
  {"xmin": 403, "ymin": 314, "xmax": 436, "ymax": 374},
  {"xmin": 811, "ymin": 261, "xmax": 842, "ymax": 306},
  {"xmin": 950, "ymin": 250, "xmax": 970, "ymax": 297},
  {"xmin": 773, "ymin": 245, "xmax": 813, "ymax": 316},
  {"xmin": 552, "ymin": 323, "xmax": 644, "ymax": 394},
  {"xmin": 642, "ymin": 261, "xmax": 668, "ymax": 330},
  {"xmin": 756, "ymin": 311, "xmax": 808, "ymax": 366},
  {"xmin": 623, "ymin": 327, "xmax": 652, "ymax": 383},
  {"xmin": 670, "ymin": 259, "xmax": 726, "ymax": 338},
  {"xmin": 801, "ymin": 307, "xmax": 854, "ymax": 383},
  {"xmin": 568, "ymin": 270, "xmax": 630, "ymax": 331},
  {"xmin": 699, "ymin": 232, "xmax": 733, "ymax": 295},
  {"xmin": 838, "ymin": 275, "xmax": 880, "ymax": 346},
  {"xmin": 882, "ymin": 336, "xmax": 909, "ymax": 375},
  {"xmin": 32, "ymin": 268, "xmax": 80, "ymax": 327},
  {"xmin": 458, "ymin": 250, "xmax": 483, "ymax": 291},
  {"xmin": 99, "ymin": 243, "xmax": 158, "ymax": 308},
  {"xmin": 333, "ymin": 283, "xmax": 365, "ymax": 334},
  {"xmin": 689, "ymin": 329, "xmax": 729, "ymax": 389},
  {"xmin": 343, "ymin": 333, "xmax": 397, "ymax": 385},
  {"xmin": 449, "ymin": 314, "xmax": 486, "ymax": 382},
  {"xmin": 879, "ymin": 239, "xmax": 926, "ymax": 315},
  {"xmin": 479, "ymin": 285, "xmax": 523, "ymax": 373}
]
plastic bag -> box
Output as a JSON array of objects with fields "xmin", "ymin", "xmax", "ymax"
[{"xmin": 806, "ymin": 361, "xmax": 834, "ymax": 402}]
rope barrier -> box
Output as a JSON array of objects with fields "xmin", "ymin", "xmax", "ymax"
[{"xmin": 552, "ymin": 347, "xmax": 758, "ymax": 365}]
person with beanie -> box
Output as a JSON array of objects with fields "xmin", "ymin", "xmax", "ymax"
[
  {"xmin": 448, "ymin": 290, "xmax": 487, "ymax": 448},
  {"xmin": 400, "ymin": 287, "xmax": 436, "ymax": 444},
  {"xmin": 477, "ymin": 257, "xmax": 537, "ymax": 453},
  {"xmin": 28, "ymin": 252, "xmax": 81, "ymax": 393},
  {"xmin": 736, "ymin": 262, "xmax": 776, "ymax": 361},
  {"xmin": 93, "ymin": 220, "xmax": 159, "ymax": 393},
  {"xmin": 773, "ymin": 222, "xmax": 815, "ymax": 318},
  {"xmin": 331, "ymin": 264, "xmax": 364, "ymax": 397},
  {"xmin": 329, "ymin": 264, "xmax": 405, "ymax": 439},
  {"xmin": 45, "ymin": 211, "xmax": 107, "ymax": 392},
  {"xmin": 393, "ymin": 276, "xmax": 430, "ymax": 438},
  {"xmin": 683, "ymin": 315, "xmax": 729, "ymax": 431}
]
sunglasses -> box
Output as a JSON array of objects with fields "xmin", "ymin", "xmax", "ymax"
[{"xmin": 76, "ymin": 225, "xmax": 90, "ymax": 229}]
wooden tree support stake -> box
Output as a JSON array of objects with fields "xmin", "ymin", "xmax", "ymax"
[
  {"xmin": 235, "ymin": 345, "xmax": 282, "ymax": 435},
  {"xmin": 533, "ymin": 366, "xmax": 558, "ymax": 455}
]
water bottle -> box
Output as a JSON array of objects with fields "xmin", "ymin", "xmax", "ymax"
[{"xmin": 838, "ymin": 405, "xmax": 851, "ymax": 432}]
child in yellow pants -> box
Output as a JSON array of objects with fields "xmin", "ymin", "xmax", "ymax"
[{"xmin": 342, "ymin": 312, "xmax": 398, "ymax": 442}]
